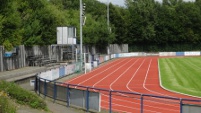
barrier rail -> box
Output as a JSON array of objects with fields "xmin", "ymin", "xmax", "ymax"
[
  {"xmin": 35, "ymin": 53, "xmax": 201, "ymax": 113},
  {"xmin": 35, "ymin": 77, "xmax": 101, "ymax": 112},
  {"xmin": 35, "ymin": 76, "xmax": 201, "ymax": 113}
]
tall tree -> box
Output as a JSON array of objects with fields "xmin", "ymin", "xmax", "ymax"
[
  {"xmin": 126, "ymin": 0, "xmax": 157, "ymax": 44},
  {"xmin": 0, "ymin": 0, "xmax": 22, "ymax": 50},
  {"xmin": 109, "ymin": 4, "xmax": 128, "ymax": 44}
]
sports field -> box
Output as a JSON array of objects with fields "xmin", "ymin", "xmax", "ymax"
[
  {"xmin": 159, "ymin": 57, "xmax": 201, "ymax": 97},
  {"xmin": 65, "ymin": 56, "xmax": 201, "ymax": 113}
]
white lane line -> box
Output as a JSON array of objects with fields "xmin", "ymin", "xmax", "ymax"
[
  {"xmin": 67, "ymin": 59, "xmax": 122, "ymax": 83},
  {"xmin": 92, "ymin": 58, "xmax": 137, "ymax": 88},
  {"xmin": 143, "ymin": 59, "xmax": 174, "ymax": 97},
  {"xmin": 101, "ymin": 93, "xmax": 179, "ymax": 111},
  {"xmin": 91, "ymin": 58, "xmax": 138, "ymax": 113},
  {"xmin": 158, "ymin": 59, "xmax": 201, "ymax": 99},
  {"xmin": 124, "ymin": 58, "xmax": 179, "ymax": 109},
  {"xmin": 98, "ymin": 58, "xmax": 159, "ymax": 113},
  {"xmin": 101, "ymin": 100, "xmax": 162, "ymax": 113},
  {"xmin": 69, "ymin": 58, "xmax": 139, "ymax": 113},
  {"xmin": 68, "ymin": 58, "xmax": 127, "ymax": 85},
  {"xmin": 143, "ymin": 58, "xmax": 195, "ymax": 103},
  {"xmin": 101, "ymin": 105, "xmax": 132, "ymax": 113},
  {"xmin": 126, "ymin": 59, "xmax": 145, "ymax": 92},
  {"xmin": 140, "ymin": 58, "xmax": 183, "ymax": 109},
  {"xmin": 101, "ymin": 58, "xmax": 160, "ymax": 113},
  {"xmin": 76, "ymin": 59, "xmax": 131, "ymax": 86},
  {"xmin": 109, "ymin": 59, "xmax": 140, "ymax": 90}
]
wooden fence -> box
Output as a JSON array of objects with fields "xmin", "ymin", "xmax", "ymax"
[
  {"xmin": 0, "ymin": 45, "xmax": 26, "ymax": 71},
  {"xmin": 0, "ymin": 44, "xmax": 128, "ymax": 72}
]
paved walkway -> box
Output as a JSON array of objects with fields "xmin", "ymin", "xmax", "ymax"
[
  {"xmin": 0, "ymin": 66, "xmax": 46, "ymax": 81},
  {"xmin": 0, "ymin": 63, "xmax": 64, "ymax": 82},
  {"xmin": 0, "ymin": 66, "xmax": 79, "ymax": 113}
]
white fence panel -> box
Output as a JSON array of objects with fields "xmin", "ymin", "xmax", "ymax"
[{"xmin": 184, "ymin": 51, "xmax": 200, "ymax": 56}]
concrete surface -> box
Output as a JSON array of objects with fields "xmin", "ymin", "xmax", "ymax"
[{"xmin": 0, "ymin": 65, "xmax": 80, "ymax": 113}]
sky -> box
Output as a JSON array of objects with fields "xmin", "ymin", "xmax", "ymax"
[
  {"xmin": 97, "ymin": 0, "xmax": 125, "ymax": 6},
  {"xmin": 97, "ymin": 0, "xmax": 195, "ymax": 7}
]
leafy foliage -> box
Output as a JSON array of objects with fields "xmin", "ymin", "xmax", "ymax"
[
  {"xmin": 0, "ymin": 91, "xmax": 16, "ymax": 113},
  {"xmin": 0, "ymin": 81, "xmax": 47, "ymax": 110},
  {"xmin": 3, "ymin": 40, "xmax": 13, "ymax": 51},
  {"xmin": 1, "ymin": 0, "xmax": 201, "ymax": 52},
  {"xmin": 126, "ymin": 0, "xmax": 201, "ymax": 51}
]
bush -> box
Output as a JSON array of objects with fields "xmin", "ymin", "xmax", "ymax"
[
  {"xmin": 0, "ymin": 81, "xmax": 47, "ymax": 110},
  {"xmin": 3, "ymin": 40, "xmax": 13, "ymax": 51}
]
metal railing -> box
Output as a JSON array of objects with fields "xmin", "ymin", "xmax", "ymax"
[
  {"xmin": 34, "ymin": 53, "xmax": 201, "ymax": 113},
  {"xmin": 34, "ymin": 76, "xmax": 201, "ymax": 113}
]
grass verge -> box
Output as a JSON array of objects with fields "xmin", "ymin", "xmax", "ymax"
[
  {"xmin": 159, "ymin": 57, "xmax": 201, "ymax": 97},
  {"xmin": 0, "ymin": 91, "xmax": 16, "ymax": 113},
  {"xmin": 0, "ymin": 80, "xmax": 48, "ymax": 112}
]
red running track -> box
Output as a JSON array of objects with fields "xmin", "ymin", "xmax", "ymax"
[{"xmin": 65, "ymin": 57, "xmax": 200, "ymax": 113}]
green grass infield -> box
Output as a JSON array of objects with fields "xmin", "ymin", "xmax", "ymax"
[{"xmin": 159, "ymin": 57, "xmax": 201, "ymax": 97}]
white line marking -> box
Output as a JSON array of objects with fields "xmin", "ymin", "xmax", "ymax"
[
  {"xmin": 109, "ymin": 59, "xmax": 140, "ymax": 90},
  {"xmin": 92, "ymin": 58, "xmax": 137, "ymax": 88},
  {"xmin": 158, "ymin": 59, "xmax": 201, "ymax": 99},
  {"xmin": 67, "ymin": 59, "xmax": 122, "ymax": 83},
  {"xmin": 101, "ymin": 100, "xmax": 162, "ymax": 113},
  {"xmin": 126, "ymin": 59, "xmax": 145, "ymax": 92},
  {"xmin": 143, "ymin": 59, "xmax": 173, "ymax": 97}
]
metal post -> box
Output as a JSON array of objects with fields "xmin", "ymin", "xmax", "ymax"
[
  {"xmin": 44, "ymin": 79, "xmax": 47, "ymax": 97},
  {"xmin": 141, "ymin": 94, "xmax": 143, "ymax": 113},
  {"xmin": 109, "ymin": 91, "xmax": 112, "ymax": 113},
  {"xmin": 53, "ymin": 82, "xmax": 57, "ymax": 103},
  {"xmin": 76, "ymin": 48, "xmax": 77, "ymax": 62},
  {"xmin": 38, "ymin": 78, "xmax": 40, "ymax": 96},
  {"xmin": 86, "ymin": 87, "xmax": 89, "ymax": 112},
  {"xmin": 72, "ymin": 45, "xmax": 74, "ymax": 60},
  {"xmin": 140, "ymin": 95, "xmax": 144, "ymax": 113},
  {"xmin": 67, "ymin": 84, "xmax": 70, "ymax": 107},
  {"xmin": 84, "ymin": 53, "xmax": 86, "ymax": 74},
  {"xmin": 180, "ymin": 99, "xmax": 183, "ymax": 113},
  {"xmin": 80, "ymin": 0, "xmax": 83, "ymax": 71},
  {"xmin": 0, "ymin": 46, "xmax": 4, "ymax": 72},
  {"xmin": 34, "ymin": 76, "xmax": 38, "ymax": 92}
]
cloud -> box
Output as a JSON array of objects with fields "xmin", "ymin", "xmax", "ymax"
[
  {"xmin": 97, "ymin": 0, "xmax": 125, "ymax": 6},
  {"xmin": 97, "ymin": 0, "xmax": 195, "ymax": 6}
]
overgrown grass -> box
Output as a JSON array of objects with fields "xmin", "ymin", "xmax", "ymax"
[
  {"xmin": 159, "ymin": 57, "xmax": 201, "ymax": 97},
  {"xmin": 0, "ymin": 80, "xmax": 48, "ymax": 111},
  {"xmin": 0, "ymin": 91, "xmax": 16, "ymax": 113}
]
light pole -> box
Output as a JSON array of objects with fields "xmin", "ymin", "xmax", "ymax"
[
  {"xmin": 107, "ymin": 0, "xmax": 111, "ymax": 55},
  {"xmin": 80, "ymin": 0, "xmax": 83, "ymax": 70},
  {"xmin": 80, "ymin": 0, "xmax": 86, "ymax": 71},
  {"xmin": 107, "ymin": 0, "xmax": 110, "ymax": 31}
]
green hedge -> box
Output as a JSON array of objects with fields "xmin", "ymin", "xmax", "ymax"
[{"xmin": 129, "ymin": 43, "xmax": 201, "ymax": 52}]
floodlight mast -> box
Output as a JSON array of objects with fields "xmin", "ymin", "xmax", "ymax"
[
  {"xmin": 107, "ymin": 0, "xmax": 111, "ymax": 55},
  {"xmin": 107, "ymin": 0, "xmax": 110, "ymax": 31},
  {"xmin": 80, "ymin": 0, "xmax": 86, "ymax": 71},
  {"xmin": 80, "ymin": 0, "xmax": 83, "ymax": 71}
]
